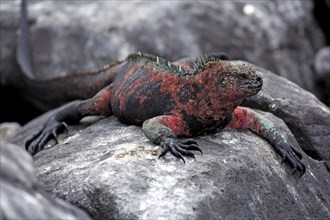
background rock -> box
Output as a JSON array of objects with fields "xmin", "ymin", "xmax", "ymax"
[
  {"xmin": 0, "ymin": 140, "xmax": 92, "ymax": 220},
  {"xmin": 0, "ymin": 0, "xmax": 327, "ymax": 123},
  {"xmin": 314, "ymin": 46, "xmax": 330, "ymax": 106},
  {"xmin": 10, "ymin": 65, "xmax": 330, "ymax": 220}
]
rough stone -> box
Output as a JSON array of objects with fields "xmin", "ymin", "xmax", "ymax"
[
  {"xmin": 10, "ymin": 113, "xmax": 330, "ymax": 220},
  {"xmin": 0, "ymin": 0, "xmax": 326, "ymax": 109},
  {"xmin": 0, "ymin": 140, "xmax": 92, "ymax": 220},
  {"xmin": 10, "ymin": 67, "xmax": 330, "ymax": 219}
]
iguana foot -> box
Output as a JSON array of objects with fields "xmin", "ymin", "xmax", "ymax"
[
  {"xmin": 159, "ymin": 138, "xmax": 202, "ymax": 163},
  {"xmin": 25, "ymin": 116, "xmax": 67, "ymax": 155},
  {"xmin": 274, "ymin": 143, "xmax": 306, "ymax": 176}
]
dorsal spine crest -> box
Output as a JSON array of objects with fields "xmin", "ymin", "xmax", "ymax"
[
  {"xmin": 193, "ymin": 53, "xmax": 228, "ymax": 71},
  {"xmin": 126, "ymin": 52, "xmax": 228, "ymax": 76},
  {"xmin": 127, "ymin": 52, "xmax": 190, "ymax": 76}
]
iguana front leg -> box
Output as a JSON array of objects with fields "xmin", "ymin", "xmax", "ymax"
[
  {"xmin": 226, "ymin": 106, "xmax": 306, "ymax": 175},
  {"xmin": 26, "ymin": 85, "xmax": 113, "ymax": 155},
  {"xmin": 142, "ymin": 115, "xmax": 202, "ymax": 163}
]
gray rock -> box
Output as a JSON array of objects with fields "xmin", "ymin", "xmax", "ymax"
[
  {"xmin": 9, "ymin": 66, "xmax": 330, "ymax": 219},
  {"xmin": 0, "ymin": 0, "xmax": 325, "ymax": 108},
  {"xmin": 0, "ymin": 1, "xmax": 21, "ymax": 85},
  {"xmin": 10, "ymin": 114, "xmax": 330, "ymax": 219},
  {"xmin": 0, "ymin": 140, "xmax": 92, "ymax": 220}
]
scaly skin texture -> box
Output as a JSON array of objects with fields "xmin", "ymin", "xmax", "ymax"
[{"xmin": 25, "ymin": 53, "xmax": 305, "ymax": 175}]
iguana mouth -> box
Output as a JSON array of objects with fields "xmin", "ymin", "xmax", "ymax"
[
  {"xmin": 241, "ymin": 78, "xmax": 262, "ymax": 88},
  {"xmin": 247, "ymin": 81, "xmax": 262, "ymax": 90},
  {"xmin": 249, "ymin": 75, "xmax": 263, "ymax": 90}
]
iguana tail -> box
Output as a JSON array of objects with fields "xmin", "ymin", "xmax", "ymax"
[{"xmin": 16, "ymin": 0, "xmax": 119, "ymax": 111}]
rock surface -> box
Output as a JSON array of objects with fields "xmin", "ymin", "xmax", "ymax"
[
  {"xmin": 10, "ymin": 66, "xmax": 330, "ymax": 219},
  {"xmin": 10, "ymin": 115, "xmax": 330, "ymax": 219},
  {"xmin": 0, "ymin": 140, "xmax": 92, "ymax": 220},
  {"xmin": 0, "ymin": 0, "xmax": 326, "ymax": 108}
]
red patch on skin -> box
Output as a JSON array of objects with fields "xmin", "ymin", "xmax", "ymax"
[
  {"xmin": 227, "ymin": 107, "xmax": 252, "ymax": 128},
  {"xmin": 226, "ymin": 107, "xmax": 285, "ymax": 153},
  {"xmin": 227, "ymin": 107, "xmax": 265, "ymax": 134},
  {"xmin": 159, "ymin": 115, "xmax": 190, "ymax": 136},
  {"xmin": 96, "ymin": 87, "xmax": 113, "ymax": 115}
]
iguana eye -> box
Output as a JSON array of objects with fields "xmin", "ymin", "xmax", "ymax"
[{"xmin": 239, "ymin": 73, "xmax": 248, "ymax": 79}]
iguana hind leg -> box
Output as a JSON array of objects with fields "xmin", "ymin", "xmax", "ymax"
[{"xmin": 26, "ymin": 85, "xmax": 113, "ymax": 155}]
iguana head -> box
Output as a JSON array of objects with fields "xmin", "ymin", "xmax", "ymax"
[
  {"xmin": 193, "ymin": 58, "xmax": 262, "ymax": 105},
  {"xmin": 218, "ymin": 60, "xmax": 262, "ymax": 96}
]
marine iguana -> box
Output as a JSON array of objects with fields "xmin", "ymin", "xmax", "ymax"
[
  {"xmin": 24, "ymin": 52, "xmax": 305, "ymax": 175},
  {"xmin": 19, "ymin": 1, "xmax": 305, "ymax": 175}
]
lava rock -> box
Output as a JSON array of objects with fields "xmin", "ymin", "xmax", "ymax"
[{"xmin": 10, "ymin": 113, "xmax": 330, "ymax": 219}]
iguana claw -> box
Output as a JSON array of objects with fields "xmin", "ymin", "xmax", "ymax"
[
  {"xmin": 159, "ymin": 138, "xmax": 202, "ymax": 163},
  {"xmin": 273, "ymin": 142, "xmax": 305, "ymax": 177},
  {"xmin": 25, "ymin": 117, "xmax": 67, "ymax": 155}
]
